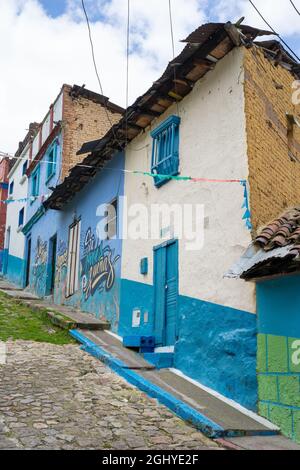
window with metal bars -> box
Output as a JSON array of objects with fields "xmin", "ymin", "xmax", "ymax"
[{"xmin": 151, "ymin": 115, "xmax": 181, "ymax": 187}]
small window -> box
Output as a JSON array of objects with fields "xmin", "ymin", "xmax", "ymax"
[
  {"xmin": 9, "ymin": 181, "xmax": 14, "ymax": 195},
  {"xmin": 18, "ymin": 208, "xmax": 24, "ymax": 227},
  {"xmin": 151, "ymin": 115, "xmax": 181, "ymax": 187},
  {"xmin": 66, "ymin": 219, "xmax": 81, "ymax": 298},
  {"xmin": 46, "ymin": 147, "xmax": 56, "ymax": 182},
  {"xmin": 31, "ymin": 166, "xmax": 40, "ymax": 198},
  {"xmin": 106, "ymin": 199, "xmax": 118, "ymax": 240},
  {"xmin": 22, "ymin": 161, "xmax": 28, "ymax": 176}
]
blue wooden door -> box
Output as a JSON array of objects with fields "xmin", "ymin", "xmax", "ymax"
[{"xmin": 154, "ymin": 240, "xmax": 178, "ymax": 346}]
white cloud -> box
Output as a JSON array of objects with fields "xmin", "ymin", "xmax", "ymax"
[
  {"xmin": 0, "ymin": 0, "xmax": 299, "ymax": 152},
  {"xmin": 212, "ymin": 0, "xmax": 300, "ymax": 36}
]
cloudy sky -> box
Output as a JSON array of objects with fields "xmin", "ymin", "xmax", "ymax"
[{"xmin": 0, "ymin": 0, "xmax": 299, "ymax": 152}]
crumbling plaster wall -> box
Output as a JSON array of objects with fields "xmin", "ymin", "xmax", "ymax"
[{"xmin": 61, "ymin": 86, "xmax": 122, "ymax": 180}]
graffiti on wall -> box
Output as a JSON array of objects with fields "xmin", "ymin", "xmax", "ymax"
[
  {"xmin": 80, "ymin": 227, "xmax": 120, "ymax": 300},
  {"xmin": 55, "ymin": 239, "xmax": 68, "ymax": 285},
  {"xmin": 32, "ymin": 236, "xmax": 47, "ymax": 294}
]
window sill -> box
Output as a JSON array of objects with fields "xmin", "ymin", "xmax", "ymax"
[
  {"xmin": 153, "ymin": 170, "xmax": 179, "ymax": 188},
  {"xmin": 20, "ymin": 175, "xmax": 27, "ymax": 185},
  {"xmin": 17, "ymin": 225, "xmax": 24, "ymax": 233},
  {"xmin": 7, "ymin": 195, "xmax": 13, "ymax": 201}
]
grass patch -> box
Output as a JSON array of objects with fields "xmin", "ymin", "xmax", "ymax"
[{"xmin": 0, "ymin": 291, "xmax": 74, "ymax": 345}]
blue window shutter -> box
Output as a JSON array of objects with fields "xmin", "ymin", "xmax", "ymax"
[
  {"xmin": 31, "ymin": 165, "xmax": 40, "ymax": 197},
  {"xmin": 151, "ymin": 115, "xmax": 180, "ymax": 187},
  {"xmin": 22, "ymin": 161, "xmax": 28, "ymax": 176},
  {"xmin": 9, "ymin": 181, "xmax": 14, "ymax": 195},
  {"xmin": 18, "ymin": 208, "xmax": 24, "ymax": 227}
]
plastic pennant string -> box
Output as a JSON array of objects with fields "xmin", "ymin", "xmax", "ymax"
[
  {"xmin": 133, "ymin": 170, "xmax": 245, "ymax": 184},
  {"xmin": 0, "ymin": 194, "xmax": 51, "ymax": 204},
  {"xmin": 240, "ymin": 180, "xmax": 252, "ymax": 231}
]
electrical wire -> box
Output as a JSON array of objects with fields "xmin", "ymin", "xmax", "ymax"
[
  {"xmin": 168, "ymin": 0, "xmax": 175, "ymax": 58},
  {"xmin": 81, "ymin": 0, "xmax": 122, "ymax": 148},
  {"xmin": 168, "ymin": 0, "xmax": 180, "ymax": 117},
  {"xmin": 290, "ymin": 0, "xmax": 300, "ymax": 16},
  {"xmin": 248, "ymin": 0, "xmax": 300, "ymax": 62},
  {"xmin": 81, "ymin": 0, "xmax": 149, "ymax": 154},
  {"xmin": 125, "ymin": 0, "xmax": 130, "ymax": 144}
]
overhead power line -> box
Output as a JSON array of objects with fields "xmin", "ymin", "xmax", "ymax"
[
  {"xmin": 248, "ymin": 0, "xmax": 300, "ymax": 62},
  {"xmin": 168, "ymin": 0, "xmax": 175, "ymax": 58},
  {"xmin": 290, "ymin": 0, "xmax": 300, "ymax": 16},
  {"xmin": 81, "ymin": 0, "xmax": 122, "ymax": 147},
  {"xmin": 125, "ymin": 0, "xmax": 130, "ymax": 142},
  {"xmin": 168, "ymin": 0, "xmax": 180, "ymax": 117}
]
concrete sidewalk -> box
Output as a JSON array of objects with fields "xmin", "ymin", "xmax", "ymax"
[
  {"xmin": 1, "ymin": 278, "xmax": 300, "ymax": 450},
  {"xmin": 72, "ymin": 329, "xmax": 300, "ymax": 450}
]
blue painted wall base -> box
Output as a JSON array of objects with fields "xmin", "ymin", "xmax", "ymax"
[
  {"xmin": 119, "ymin": 278, "xmax": 257, "ymax": 411},
  {"xmin": 4, "ymin": 254, "xmax": 25, "ymax": 287}
]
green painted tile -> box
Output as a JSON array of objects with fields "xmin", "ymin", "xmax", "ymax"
[
  {"xmin": 258, "ymin": 375, "xmax": 278, "ymax": 402},
  {"xmin": 258, "ymin": 401, "xmax": 269, "ymax": 419},
  {"xmin": 288, "ymin": 337, "xmax": 300, "ymax": 373},
  {"xmin": 278, "ymin": 376, "xmax": 300, "ymax": 407},
  {"xmin": 269, "ymin": 405, "xmax": 293, "ymax": 438},
  {"xmin": 267, "ymin": 335, "xmax": 288, "ymax": 373},
  {"xmin": 293, "ymin": 410, "xmax": 300, "ymax": 445},
  {"xmin": 257, "ymin": 334, "xmax": 267, "ymax": 373}
]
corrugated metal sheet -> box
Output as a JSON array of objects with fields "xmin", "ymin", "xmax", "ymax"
[{"xmin": 225, "ymin": 244, "xmax": 296, "ymax": 279}]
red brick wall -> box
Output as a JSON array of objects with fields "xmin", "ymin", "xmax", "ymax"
[{"xmin": 61, "ymin": 85, "xmax": 122, "ymax": 180}]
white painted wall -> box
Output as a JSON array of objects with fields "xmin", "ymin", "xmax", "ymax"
[
  {"xmin": 5, "ymin": 88, "xmax": 64, "ymax": 264},
  {"xmin": 122, "ymin": 47, "xmax": 255, "ymax": 314},
  {"xmin": 5, "ymin": 146, "xmax": 30, "ymax": 260}
]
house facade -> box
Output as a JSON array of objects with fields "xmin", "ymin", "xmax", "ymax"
[
  {"xmin": 25, "ymin": 151, "xmax": 124, "ymax": 330},
  {"xmin": 8, "ymin": 21, "xmax": 300, "ymax": 441},
  {"xmin": 227, "ymin": 41, "xmax": 300, "ymax": 442},
  {"xmin": 3, "ymin": 123, "xmax": 39, "ymax": 285},
  {"xmin": 42, "ymin": 22, "xmax": 276, "ymax": 413},
  {"xmin": 0, "ymin": 157, "xmax": 10, "ymax": 272},
  {"xmin": 4, "ymin": 84, "xmax": 123, "ymax": 289}
]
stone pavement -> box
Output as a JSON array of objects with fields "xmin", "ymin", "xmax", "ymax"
[{"xmin": 0, "ymin": 341, "xmax": 223, "ymax": 450}]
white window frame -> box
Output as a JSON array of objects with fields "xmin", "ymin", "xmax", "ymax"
[
  {"xmin": 66, "ymin": 219, "xmax": 81, "ymax": 298},
  {"xmin": 106, "ymin": 198, "xmax": 118, "ymax": 240}
]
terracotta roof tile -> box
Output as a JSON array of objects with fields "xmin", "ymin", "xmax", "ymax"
[{"xmin": 255, "ymin": 208, "xmax": 300, "ymax": 256}]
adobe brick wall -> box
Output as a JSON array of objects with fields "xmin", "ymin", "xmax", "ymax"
[
  {"xmin": 61, "ymin": 85, "xmax": 122, "ymax": 180},
  {"xmin": 244, "ymin": 46, "xmax": 300, "ymax": 232}
]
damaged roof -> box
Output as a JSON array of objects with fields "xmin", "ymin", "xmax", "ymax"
[
  {"xmin": 44, "ymin": 20, "xmax": 298, "ymax": 211},
  {"xmin": 227, "ymin": 208, "xmax": 300, "ymax": 280}
]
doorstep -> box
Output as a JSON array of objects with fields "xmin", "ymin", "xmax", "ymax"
[{"xmin": 71, "ymin": 328, "xmax": 280, "ymax": 440}]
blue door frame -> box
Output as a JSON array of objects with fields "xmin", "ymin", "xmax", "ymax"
[
  {"xmin": 24, "ymin": 235, "xmax": 32, "ymax": 288},
  {"xmin": 153, "ymin": 239, "xmax": 179, "ymax": 347},
  {"xmin": 46, "ymin": 234, "xmax": 57, "ymax": 296}
]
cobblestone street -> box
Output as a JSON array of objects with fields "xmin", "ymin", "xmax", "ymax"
[{"xmin": 0, "ymin": 341, "xmax": 222, "ymax": 450}]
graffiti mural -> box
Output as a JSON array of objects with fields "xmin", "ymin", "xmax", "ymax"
[
  {"xmin": 80, "ymin": 227, "xmax": 120, "ymax": 301},
  {"xmin": 32, "ymin": 236, "xmax": 48, "ymax": 295},
  {"xmin": 55, "ymin": 239, "xmax": 68, "ymax": 285}
]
